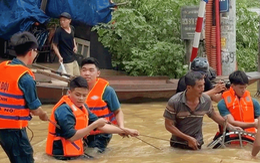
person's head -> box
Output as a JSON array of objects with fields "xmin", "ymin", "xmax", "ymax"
[
  {"xmin": 191, "ymin": 57, "xmax": 209, "ymax": 75},
  {"xmin": 80, "ymin": 57, "xmax": 100, "ymax": 84},
  {"xmin": 59, "ymin": 12, "xmax": 71, "ymax": 28},
  {"xmin": 68, "ymin": 76, "xmax": 89, "ymax": 107},
  {"xmin": 10, "ymin": 31, "xmax": 38, "ymax": 64},
  {"xmin": 229, "ymin": 70, "xmax": 248, "ymax": 97},
  {"xmin": 185, "ymin": 71, "xmax": 205, "ymax": 97}
]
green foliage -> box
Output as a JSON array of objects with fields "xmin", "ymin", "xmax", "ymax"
[
  {"xmin": 93, "ymin": 0, "xmax": 198, "ymax": 78},
  {"xmin": 236, "ymin": 2, "xmax": 259, "ymax": 71},
  {"xmin": 94, "ymin": 0, "xmax": 260, "ymax": 77}
]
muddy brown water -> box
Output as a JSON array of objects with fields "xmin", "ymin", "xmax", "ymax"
[{"xmin": 1, "ymin": 84, "xmax": 260, "ymax": 163}]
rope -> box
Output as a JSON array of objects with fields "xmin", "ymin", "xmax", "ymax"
[
  {"xmin": 27, "ymin": 126, "xmax": 34, "ymax": 142},
  {"xmin": 108, "ymin": 122, "xmax": 161, "ymax": 150}
]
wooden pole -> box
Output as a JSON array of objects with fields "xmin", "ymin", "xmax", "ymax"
[
  {"xmin": 185, "ymin": 40, "xmax": 192, "ymax": 66},
  {"xmin": 32, "ymin": 69, "xmax": 70, "ymax": 83},
  {"xmin": 32, "ymin": 63, "xmax": 72, "ymax": 78},
  {"xmin": 40, "ymin": 0, "xmax": 48, "ymax": 12}
]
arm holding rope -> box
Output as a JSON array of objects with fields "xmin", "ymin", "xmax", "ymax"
[{"xmin": 31, "ymin": 107, "xmax": 48, "ymax": 121}]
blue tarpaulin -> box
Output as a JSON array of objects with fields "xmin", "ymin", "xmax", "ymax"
[
  {"xmin": 0, "ymin": 0, "xmax": 114, "ymax": 40},
  {"xmin": 0, "ymin": 0, "xmax": 50, "ymax": 40},
  {"xmin": 45, "ymin": 0, "xmax": 114, "ymax": 26}
]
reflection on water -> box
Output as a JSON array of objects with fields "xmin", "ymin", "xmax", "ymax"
[{"xmin": 1, "ymin": 84, "xmax": 260, "ymax": 163}]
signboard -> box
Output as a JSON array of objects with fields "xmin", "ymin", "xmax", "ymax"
[
  {"xmin": 181, "ymin": 6, "xmax": 199, "ymax": 40},
  {"xmin": 220, "ymin": 0, "xmax": 229, "ymax": 12}
]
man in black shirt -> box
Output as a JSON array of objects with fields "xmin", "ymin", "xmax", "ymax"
[
  {"xmin": 52, "ymin": 12, "xmax": 80, "ymax": 76},
  {"xmin": 176, "ymin": 57, "xmax": 226, "ymax": 102}
]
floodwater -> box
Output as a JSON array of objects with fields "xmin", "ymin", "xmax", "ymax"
[{"xmin": 1, "ymin": 84, "xmax": 260, "ymax": 163}]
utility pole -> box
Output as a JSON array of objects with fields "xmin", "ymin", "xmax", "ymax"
[{"xmin": 220, "ymin": 0, "xmax": 236, "ymax": 75}]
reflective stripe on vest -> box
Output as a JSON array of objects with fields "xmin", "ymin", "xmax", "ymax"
[
  {"xmin": 222, "ymin": 87, "xmax": 255, "ymax": 135},
  {"xmin": 0, "ymin": 61, "xmax": 34, "ymax": 129},
  {"xmin": 46, "ymin": 95, "xmax": 89, "ymax": 157},
  {"xmin": 87, "ymin": 78, "xmax": 117, "ymax": 125}
]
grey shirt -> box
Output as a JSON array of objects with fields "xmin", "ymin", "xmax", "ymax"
[{"xmin": 163, "ymin": 91, "xmax": 213, "ymax": 145}]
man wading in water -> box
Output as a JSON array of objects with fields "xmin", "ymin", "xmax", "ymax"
[{"xmin": 163, "ymin": 71, "xmax": 241, "ymax": 150}]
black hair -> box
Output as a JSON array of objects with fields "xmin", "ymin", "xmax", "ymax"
[
  {"xmin": 185, "ymin": 71, "xmax": 204, "ymax": 87},
  {"xmin": 229, "ymin": 70, "xmax": 248, "ymax": 85},
  {"xmin": 10, "ymin": 32, "xmax": 38, "ymax": 56},
  {"xmin": 69, "ymin": 76, "xmax": 89, "ymax": 90},
  {"xmin": 80, "ymin": 57, "xmax": 100, "ymax": 69}
]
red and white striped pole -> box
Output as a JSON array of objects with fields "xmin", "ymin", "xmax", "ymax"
[{"xmin": 189, "ymin": 0, "xmax": 208, "ymax": 63}]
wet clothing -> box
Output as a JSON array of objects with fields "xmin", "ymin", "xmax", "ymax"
[
  {"xmin": 163, "ymin": 91, "xmax": 213, "ymax": 148},
  {"xmin": 87, "ymin": 78, "xmax": 117, "ymax": 125},
  {"xmin": 46, "ymin": 95, "xmax": 90, "ymax": 157},
  {"xmin": 0, "ymin": 61, "xmax": 34, "ymax": 129},
  {"xmin": 218, "ymin": 87, "xmax": 260, "ymax": 134},
  {"xmin": 0, "ymin": 58, "xmax": 41, "ymax": 163},
  {"xmin": 176, "ymin": 75, "xmax": 213, "ymax": 93},
  {"xmin": 8, "ymin": 59, "xmax": 41, "ymax": 110},
  {"xmin": 47, "ymin": 102, "xmax": 98, "ymax": 160},
  {"xmin": 53, "ymin": 26, "xmax": 76, "ymax": 64},
  {"xmin": 0, "ymin": 128, "xmax": 34, "ymax": 163},
  {"xmin": 218, "ymin": 98, "xmax": 260, "ymax": 118},
  {"xmin": 85, "ymin": 79, "xmax": 120, "ymax": 153}
]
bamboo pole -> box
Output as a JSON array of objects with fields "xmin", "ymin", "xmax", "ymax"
[{"xmin": 32, "ymin": 69, "xmax": 70, "ymax": 83}]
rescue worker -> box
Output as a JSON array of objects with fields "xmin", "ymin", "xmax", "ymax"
[
  {"xmin": 46, "ymin": 76, "xmax": 138, "ymax": 160},
  {"xmin": 164, "ymin": 71, "xmax": 241, "ymax": 150},
  {"xmin": 217, "ymin": 70, "xmax": 260, "ymax": 138},
  {"xmin": 0, "ymin": 32, "xmax": 49, "ymax": 163},
  {"xmin": 176, "ymin": 57, "xmax": 226, "ymax": 102},
  {"xmin": 80, "ymin": 57, "xmax": 125, "ymax": 153}
]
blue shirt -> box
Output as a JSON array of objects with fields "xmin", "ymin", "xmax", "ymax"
[
  {"xmin": 218, "ymin": 98, "xmax": 260, "ymax": 119},
  {"xmin": 54, "ymin": 103, "xmax": 98, "ymax": 139},
  {"xmin": 102, "ymin": 86, "xmax": 120, "ymax": 112},
  {"xmin": 10, "ymin": 58, "xmax": 41, "ymax": 110},
  {"xmin": 52, "ymin": 103, "xmax": 98, "ymax": 156}
]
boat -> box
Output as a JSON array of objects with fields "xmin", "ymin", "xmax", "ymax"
[
  {"xmin": 35, "ymin": 74, "xmax": 178, "ymax": 104},
  {"xmin": 33, "ymin": 64, "xmax": 260, "ymax": 104}
]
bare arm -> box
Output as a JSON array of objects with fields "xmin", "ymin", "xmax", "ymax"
[
  {"xmin": 30, "ymin": 107, "xmax": 48, "ymax": 121},
  {"xmin": 52, "ymin": 43, "xmax": 63, "ymax": 62},
  {"xmin": 114, "ymin": 108, "xmax": 124, "ymax": 128},
  {"xmin": 68, "ymin": 118, "xmax": 138, "ymax": 142},
  {"xmin": 165, "ymin": 118, "xmax": 199, "ymax": 150},
  {"xmin": 209, "ymin": 93, "xmax": 223, "ymax": 103},
  {"xmin": 225, "ymin": 114, "xmax": 257, "ymax": 129},
  {"xmin": 252, "ymin": 117, "xmax": 260, "ymax": 157},
  {"xmin": 204, "ymin": 82, "xmax": 226, "ymax": 102},
  {"xmin": 73, "ymin": 39, "xmax": 77, "ymax": 53},
  {"xmin": 98, "ymin": 124, "xmax": 138, "ymax": 137},
  {"xmin": 209, "ymin": 110, "xmax": 242, "ymax": 131},
  {"xmin": 68, "ymin": 118, "xmax": 107, "ymax": 142}
]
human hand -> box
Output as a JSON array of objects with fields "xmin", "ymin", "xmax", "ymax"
[
  {"xmin": 187, "ymin": 136, "xmax": 199, "ymax": 150},
  {"xmin": 73, "ymin": 46, "xmax": 78, "ymax": 53},
  {"xmin": 226, "ymin": 123, "xmax": 243, "ymax": 131},
  {"xmin": 120, "ymin": 128, "xmax": 139, "ymax": 137},
  {"xmin": 39, "ymin": 111, "xmax": 49, "ymax": 121},
  {"xmin": 58, "ymin": 56, "xmax": 63, "ymax": 63},
  {"xmin": 214, "ymin": 82, "xmax": 226, "ymax": 93}
]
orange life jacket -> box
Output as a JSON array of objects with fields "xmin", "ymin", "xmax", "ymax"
[
  {"xmin": 0, "ymin": 61, "xmax": 34, "ymax": 129},
  {"xmin": 222, "ymin": 87, "xmax": 255, "ymax": 140},
  {"xmin": 46, "ymin": 95, "xmax": 89, "ymax": 157},
  {"xmin": 86, "ymin": 78, "xmax": 117, "ymax": 124}
]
